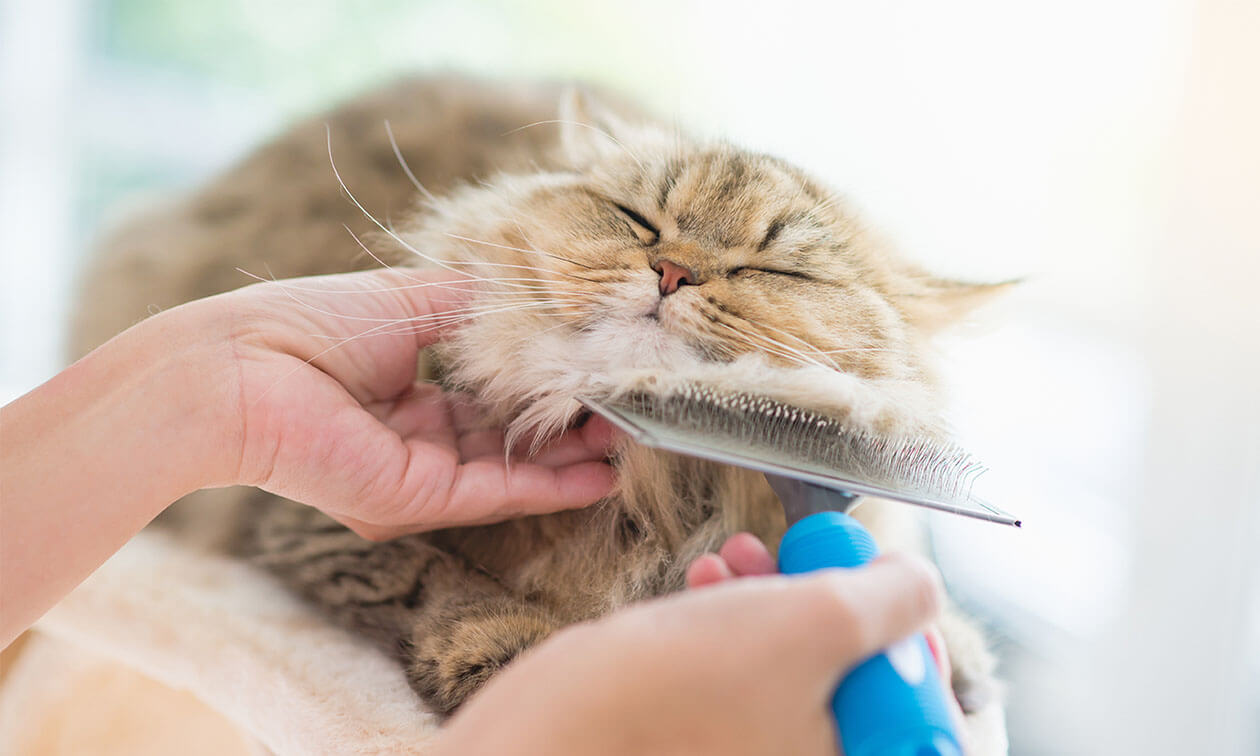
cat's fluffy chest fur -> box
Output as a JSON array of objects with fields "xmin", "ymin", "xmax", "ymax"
[
  {"xmin": 430, "ymin": 451, "xmax": 784, "ymax": 619},
  {"xmin": 72, "ymin": 75, "xmax": 1007, "ymax": 752}
]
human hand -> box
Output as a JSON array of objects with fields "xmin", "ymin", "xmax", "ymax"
[
  {"xmin": 1, "ymin": 266, "xmax": 615, "ymax": 644},
  {"xmin": 689, "ymin": 533, "xmax": 970, "ymax": 749},
  {"xmin": 185, "ymin": 267, "xmax": 616, "ymax": 539},
  {"xmin": 433, "ymin": 553, "xmax": 944, "ymax": 756}
]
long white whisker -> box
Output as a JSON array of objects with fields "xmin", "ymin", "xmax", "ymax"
[
  {"xmin": 443, "ymin": 233, "xmax": 601, "ymax": 280},
  {"xmin": 383, "ymin": 119, "xmax": 438, "ymax": 205},
  {"xmin": 506, "ymin": 216, "xmax": 599, "ymax": 271},
  {"xmin": 747, "ymin": 328, "xmax": 834, "ymax": 370},
  {"xmin": 713, "ymin": 319, "xmax": 831, "ymax": 371},
  {"xmin": 248, "ymin": 316, "xmax": 421, "ymax": 409},
  {"xmin": 324, "ymin": 125, "xmax": 537, "ymax": 291},
  {"xmin": 747, "ymin": 316, "xmax": 894, "ymax": 358},
  {"xmin": 342, "ymin": 223, "xmax": 595, "ymax": 295},
  {"xmin": 341, "ymin": 224, "xmax": 430, "ymax": 285},
  {"xmin": 361, "ymin": 308, "xmax": 576, "ymax": 338},
  {"xmin": 266, "ymin": 280, "xmax": 575, "ymax": 325},
  {"xmin": 501, "ymin": 119, "xmax": 645, "ymax": 172},
  {"xmin": 233, "ymin": 266, "xmax": 559, "ymax": 296},
  {"xmin": 741, "ymin": 317, "xmax": 842, "ymax": 371}
]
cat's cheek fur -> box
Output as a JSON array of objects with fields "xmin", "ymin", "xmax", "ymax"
[{"xmin": 435, "ymin": 290, "xmax": 703, "ymax": 448}]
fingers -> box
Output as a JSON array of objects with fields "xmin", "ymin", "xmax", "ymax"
[
  {"xmin": 371, "ymin": 383, "xmax": 459, "ymax": 444},
  {"xmin": 337, "ymin": 268, "xmax": 484, "ymax": 351},
  {"xmin": 376, "ymin": 440, "xmax": 615, "ymax": 531},
  {"xmin": 526, "ymin": 416, "xmax": 618, "ymax": 466},
  {"xmin": 656, "ymin": 555, "xmax": 944, "ymax": 697},
  {"xmin": 923, "ymin": 624, "xmax": 971, "ymax": 745},
  {"xmin": 446, "ymin": 456, "xmax": 618, "ymax": 522},
  {"xmin": 379, "ymin": 386, "xmax": 618, "ymax": 467},
  {"xmin": 686, "ymin": 533, "xmax": 776, "ymax": 589},
  {"xmin": 685, "ymin": 541, "xmax": 942, "ymax": 675},
  {"xmin": 686, "ymin": 554, "xmax": 735, "ymax": 588},
  {"xmin": 923, "ymin": 624, "xmax": 951, "ymax": 683},
  {"xmin": 779, "ymin": 554, "xmax": 943, "ymax": 672},
  {"xmin": 681, "ymin": 540, "xmax": 942, "ymax": 677},
  {"xmin": 330, "ymin": 453, "xmax": 617, "ymax": 538},
  {"xmin": 717, "ymin": 533, "xmax": 776, "ymax": 576}
]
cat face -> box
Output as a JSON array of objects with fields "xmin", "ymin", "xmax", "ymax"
[{"xmin": 399, "ymin": 93, "xmax": 1000, "ymax": 443}]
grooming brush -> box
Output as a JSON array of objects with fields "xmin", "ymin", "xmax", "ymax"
[{"xmin": 579, "ymin": 386, "xmax": 1019, "ymax": 756}]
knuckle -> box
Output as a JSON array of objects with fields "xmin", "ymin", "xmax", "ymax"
[
  {"xmin": 888, "ymin": 553, "xmax": 944, "ymax": 619},
  {"xmin": 806, "ymin": 573, "xmax": 866, "ymax": 635},
  {"xmin": 354, "ymin": 524, "xmax": 393, "ymax": 542}
]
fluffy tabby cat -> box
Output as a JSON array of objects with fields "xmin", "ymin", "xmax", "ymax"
[{"xmin": 72, "ymin": 76, "xmax": 1007, "ymax": 752}]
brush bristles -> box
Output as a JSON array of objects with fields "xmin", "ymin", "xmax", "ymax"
[{"xmin": 613, "ymin": 386, "xmax": 989, "ymax": 507}]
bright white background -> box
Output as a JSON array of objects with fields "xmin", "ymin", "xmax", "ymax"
[{"xmin": 2, "ymin": 1, "xmax": 1256, "ymax": 753}]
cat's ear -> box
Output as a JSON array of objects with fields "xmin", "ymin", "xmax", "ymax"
[
  {"xmin": 895, "ymin": 272, "xmax": 1019, "ymax": 331},
  {"xmin": 558, "ymin": 87, "xmax": 633, "ymax": 166}
]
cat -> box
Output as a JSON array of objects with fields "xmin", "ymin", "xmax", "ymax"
[{"xmin": 71, "ymin": 75, "xmax": 1007, "ymax": 752}]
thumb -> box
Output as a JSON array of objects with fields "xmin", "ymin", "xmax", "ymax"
[{"xmin": 772, "ymin": 554, "xmax": 944, "ymax": 680}]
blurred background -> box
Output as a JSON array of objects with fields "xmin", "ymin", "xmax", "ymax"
[{"xmin": 1, "ymin": 0, "xmax": 1256, "ymax": 753}]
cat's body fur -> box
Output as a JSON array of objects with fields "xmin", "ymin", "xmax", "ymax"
[{"xmin": 72, "ymin": 76, "xmax": 1005, "ymax": 751}]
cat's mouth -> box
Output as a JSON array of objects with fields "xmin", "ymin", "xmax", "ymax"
[{"xmin": 640, "ymin": 296, "xmax": 672, "ymax": 323}]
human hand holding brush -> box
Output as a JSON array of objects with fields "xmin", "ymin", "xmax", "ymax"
[
  {"xmin": 690, "ymin": 533, "xmax": 971, "ymax": 749},
  {"xmin": 435, "ymin": 552, "xmax": 946, "ymax": 756}
]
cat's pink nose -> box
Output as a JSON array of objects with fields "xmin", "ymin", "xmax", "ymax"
[{"xmin": 654, "ymin": 259, "xmax": 697, "ymax": 296}]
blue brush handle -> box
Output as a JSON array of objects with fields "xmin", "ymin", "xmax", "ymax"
[{"xmin": 778, "ymin": 511, "xmax": 962, "ymax": 756}]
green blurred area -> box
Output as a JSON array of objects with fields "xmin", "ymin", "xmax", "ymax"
[
  {"xmin": 91, "ymin": 0, "xmax": 657, "ymax": 116},
  {"xmin": 74, "ymin": 0, "xmax": 672, "ymax": 250}
]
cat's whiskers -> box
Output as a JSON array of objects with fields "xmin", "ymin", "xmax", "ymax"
[
  {"xmin": 248, "ymin": 316, "xmax": 423, "ymax": 410},
  {"xmin": 683, "ymin": 303, "xmax": 810, "ymax": 367},
  {"xmin": 501, "ymin": 119, "xmax": 645, "ymax": 172},
  {"xmin": 382, "ymin": 119, "xmax": 439, "ymax": 206},
  {"xmin": 442, "ymin": 234, "xmax": 602, "ymax": 283},
  {"xmin": 366, "ymin": 298, "xmax": 587, "ymax": 338},
  {"xmin": 371, "ymin": 216, "xmax": 574, "ymax": 291},
  {"xmin": 266, "ymin": 278, "xmax": 585, "ymax": 326},
  {"xmin": 732, "ymin": 322, "xmax": 844, "ymax": 372},
  {"xmin": 368, "ymin": 307, "xmax": 577, "ymax": 338},
  {"xmin": 253, "ymin": 293, "xmax": 587, "ymax": 408},
  {"xmin": 812, "ymin": 345, "xmax": 897, "ymax": 355},
  {"xmin": 808, "ymin": 192, "xmax": 844, "ymax": 218},
  {"xmin": 738, "ymin": 316, "xmax": 845, "ymax": 371},
  {"xmin": 710, "ymin": 319, "xmax": 828, "ymax": 370},
  {"xmin": 234, "ymin": 266, "xmax": 562, "ymax": 297},
  {"xmin": 506, "ymin": 215, "xmax": 598, "ymax": 271},
  {"xmin": 263, "ymin": 308, "xmax": 575, "ymax": 412},
  {"xmin": 697, "ymin": 302, "xmax": 838, "ymax": 371},
  {"xmin": 713, "ymin": 306, "xmax": 886, "ymax": 369},
  {"xmin": 338, "ymin": 223, "xmax": 437, "ymax": 288},
  {"xmin": 343, "ymin": 220, "xmax": 583, "ymax": 298},
  {"xmin": 325, "ymin": 126, "xmax": 543, "ymax": 292}
]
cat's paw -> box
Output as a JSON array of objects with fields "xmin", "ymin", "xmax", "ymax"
[{"xmin": 406, "ymin": 597, "xmax": 560, "ymax": 716}]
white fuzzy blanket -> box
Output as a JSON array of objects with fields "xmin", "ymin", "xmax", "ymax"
[{"xmin": 6, "ymin": 531, "xmax": 440, "ymax": 755}]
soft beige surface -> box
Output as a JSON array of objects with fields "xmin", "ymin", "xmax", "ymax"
[
  {"xmin": 1, "ymin": 634, "xmax": 265, "ymax": 756},
  {"xmin": 0, "ymin": 532, "xmax": 440, "ymax": 755}
]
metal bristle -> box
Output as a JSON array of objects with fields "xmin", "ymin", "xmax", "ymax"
[{"xmin": 602, "ymin": 386, "xmax": 1017, "ymax": 526}]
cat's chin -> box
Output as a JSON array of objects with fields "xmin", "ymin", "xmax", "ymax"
[{"xmin": 568, "ymin": 316, "xmax": 700, "ymax": 373}]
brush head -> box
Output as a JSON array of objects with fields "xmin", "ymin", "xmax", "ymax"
[{"xmin": 580, "ymin": 385, "xmax": 1020, "ymax": 527}]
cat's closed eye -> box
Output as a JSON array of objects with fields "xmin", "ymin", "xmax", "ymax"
[
  {"xmin": 728, "ymin": 266, "xmax": 814, "ymax": 281},
  {"xmin": 613, "ymin": 203, "xmax": 659, "ymax": 245}
]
